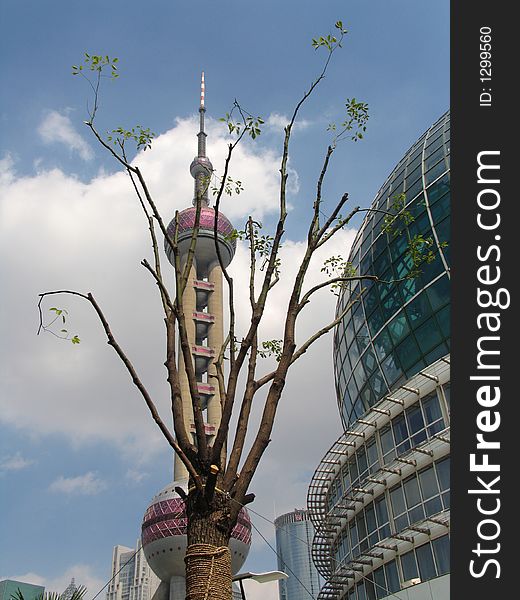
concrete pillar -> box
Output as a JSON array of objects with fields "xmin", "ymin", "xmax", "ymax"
[
  {"xmin": 174, "ymin": 262, "xmax": 197, "ymax": 481},
  {"xmin": 207, "ymin": 262, "xmax": 224, "ymax": 434},
  {"xmin": 168, "ymin": 577, "xmax": 186, "ymax": 600}
]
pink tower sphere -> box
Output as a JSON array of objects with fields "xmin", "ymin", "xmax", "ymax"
[{"xmin": 141, "ymin": 480, "xmax": 251, "ymax": 582}]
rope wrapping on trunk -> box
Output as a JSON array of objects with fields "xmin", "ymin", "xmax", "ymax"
[{"xmin": 185, "ymin": 543, "xmax": 232, "ymax": 600}]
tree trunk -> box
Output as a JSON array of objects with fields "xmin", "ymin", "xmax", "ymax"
[{"xmin": 185, "ymin": 487, "xmax": 234, "ymax": 600}]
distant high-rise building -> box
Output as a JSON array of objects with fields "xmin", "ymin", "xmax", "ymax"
[
  {"xmin": 274, "ymin": 510, "xmax": 321, "ymax": 600},
  {"xmin": 106, "ymin": 540, "xmax": 159, "ymax": 600},
  {"xmin": 61, "ymin": 579, "xmax": 78, "ymax": 600},
  {"xmin": 0, "ymin": 580, "xmax": 44, "ymax": 600}
]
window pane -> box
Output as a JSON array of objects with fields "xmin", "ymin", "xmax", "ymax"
[
  {"xmin": 401, "ymin": 550, "xmax": 418, "ymax": 581},
  {"xmin": 366, "ymin": 506, "xmax": 377, "ymax": 533},
  {"xmin": 357, "ymin": 582, "xmax": 367, "ymax": 600},
  {"xmin": 404, "ymin": 477, "xmax": 421, "ymax": 507},
  {"xmin": 367, "ymin": 440, "xmax": 379, "ymax": 467},
  {"xmin": 407, "ymin": 405, "xmax": 425, "ymax": 435},
  {"xmin": 358, "ymin": 448, "xmax": 368, "ymax": 475},
  {"xmin": 374, "ymin": 330, "xmax": 393, "ymax": 361},
  {"xmin": 406, "ymin": 292, "xmax": 432, "ymax": 329},
  {"xmin": 375, "ymin": 496, "xmax": 389, "ymax": 526},
  {"xmin": 395, "ymin": 513, "xmax": 409, "ymax": 531},
  {"xmin": 357, "ymin": 512, "xmax": 367, "ymax": 540},
  {"xmin": 390, "ymin": 486, "xmax": 406, "ymax": 516},
  {"xmin": 380, "ymin": 426, "xmax": 394, "ymax": 455},
  {"xmin": 374, "ymin": 567, "xmax": 386, "ymax": 600},
  {"xmin": 425, "ymin": 496, "xmax": 443, "ymax": 516},
  {"xmin": 349, "ymin": 457, "xmax": 359, "ymax": 483},
  {"xmin": 365, "ymin": 578, "xmax": 376, "ymax": 600},
  {"xmin": 409, "ymin": 504, "xmax": 425, "ymax": 523},
  {"xmin": 350, "ymin": 521, "xmax": 358, "ymax": 547},
  {"xmin": 395, "ymin": 335, "xmax": 421, "ymax": 371},
  {"xmin": 387, "ymin": 312, "xmax": 410, "ymax": 345},
  {"xmin": 416, "ymin": 543, "xmax": 437, "ymax": 580},
  {"xmin": 385, "ymin": 560, "xmax": 400, "ymax": 593},
  {"xmin": 419, "ymin": 467, "xmax": 439, "ymax": 499},
  {"xmin": 393, "ymin": 415, "xmax": 408, "ymax": 444},
  {"xmin": 432, "ymin": 535, "xmax": 450, "ymax": 575},
  {"xmin": 415, "ymin": 317, "xmax": 443, "ymax": 354},
  {"xmin": 423, "ymin": 393, "xmax": 442, "ymax": 424},
  {"xmin": 436, "ymin": 457, "xmax": 450, "ymax": 491},
  {"xmin": 382, "ymin": 353, "xmax": 402, "ymax": 386}
]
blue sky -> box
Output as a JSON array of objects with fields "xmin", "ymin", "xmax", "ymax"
[{"xmin": 0, "ymin": 2, "xmax": 448, "ymax": 599}]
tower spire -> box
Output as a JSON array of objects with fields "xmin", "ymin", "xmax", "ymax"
[
  {"xmin": 198, "ymin": 71, "xmax": 206, "ymax": 157},
  {"xmin": 190, "ymin": 71, "xmax": 212, "ymax": 206}
]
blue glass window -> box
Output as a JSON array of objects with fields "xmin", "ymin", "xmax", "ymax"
[
  {"xmin": 415, "ymin": 317, "xmax": 443, "ymax": 354},
  {"xmin": 407, "ymin": 405, "xmax": 427, "ymax": 445},
  {"xmin": 416, "ymin": 543, "xmax": 437, "ymax": 580},
  {"xmin": 422, "ymin": 393, "xmax": 445, "ymax": 434},
  {"xmin": 405, "ymin": 178, "xmax": 423, "ymax": 202},
  {"xmin": 373, "ymin": 568, "xmax": 386, "ymax": 600},
  {"xmin": 432, "ymin": 535, "xmax": 450, "ymax": 575},
  {"xmin": 406, "ymin": 291, "xmax": 432, "ymax": 328},
  {"xmin": 369, "ymin": 369, "xmax": 387, "ymax": 398},
  {"xmin": 427, "ymin": 173, "xmax": 450, "ymax": 203},
  {"xmin": 368, "ymin": 306, "xmax": 385, "ymax": 337},
  {"xmin": 382, "ymin": 353, "xmax": 402, "ymax": 386},
  {"xmin": 426, "ymin": 275, "xmax": 450, "ymax": 311},
  {"xmin": 436, "ymin": 304, "xmax": 450, "ymax": 339},
  {"xmin": 373, "ymin": 329, "xmax": 392, "ymax": 361},
  {"xmin": 425, "ymin": 160, "xmax": 447, "ymax": 186},
  {"xmin": 395, "ymin": 334, "xmax": 421, "ymax": 371},
  {"xmin": 401, "ymin": 550, "xmax": 418, "ymax": 581},
  {"xmin": 387, "ymin": 312, "xmax": 410, "ymax": 345},
  {"xmin": 380, "ymin": 426, "xmax": 395, "ymax": 464},
  {"xmin": 385, "ymin": 560, "xmax": 400, "ymax": 592}
]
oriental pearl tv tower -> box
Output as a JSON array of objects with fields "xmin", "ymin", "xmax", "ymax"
[{"xmin": 140, "ymin": 74, "xmax": 251, "ymax": 600}]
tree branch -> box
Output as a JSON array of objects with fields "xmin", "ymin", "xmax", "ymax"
[{"xmin": 37, "ymin": 290, "xmax": 202, "ymax": 490}]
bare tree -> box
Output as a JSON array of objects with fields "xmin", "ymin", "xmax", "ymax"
[{"xmin": 39, "ymin": 25, "xmax": 437, "ymax": 600}]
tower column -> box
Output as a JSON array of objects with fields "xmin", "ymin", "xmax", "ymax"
[
  {"xmin": 174, "ymin": 262, "xmax": 197, "ymax": 482},
  {"xmin": 206, "ymin": 261, "xmax": 224, "ymax": 439}
]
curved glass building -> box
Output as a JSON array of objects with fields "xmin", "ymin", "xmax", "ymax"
[{"xmin": 308, "ymin": 112, "xmax": 450, "ymax": 600}]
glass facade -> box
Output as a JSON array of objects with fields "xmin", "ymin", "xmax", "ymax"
[
  {"xmin": 308, "ymin": 112, "xmax": 451, "ymax": 600},
  {"xmin": 334, "ymin": 111, "xmax": 450, "ymax": 428},
  {"xmin": 275, "ymin": 510, "xmax": 322, "ymax": 600},
  {"xmin": 0, "ymin": 581, "xmax": 45, "ymax": 600}
]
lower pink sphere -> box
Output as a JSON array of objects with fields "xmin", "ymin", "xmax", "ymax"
[{"xmin": 141, "ymin": 480, "xmax": 251, "ymax": 582}]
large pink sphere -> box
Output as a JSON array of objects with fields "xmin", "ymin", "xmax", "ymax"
[{"xmin": 165, "ymin": 207, "xmax": 236, "ymax": 270}]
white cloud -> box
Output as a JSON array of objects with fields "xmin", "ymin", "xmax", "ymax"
[
  {"xmin": 0, "ymin": 113, "xmax": 354, "ymax": 486},
  {"xmin": 0, "ymin": 452, "xmax": 34, "ymax": 472},
  {"xmin": 125, "ymin": 468, "xmax": 149, "ymax": 484},
  {"xmin": 265, "ymin": 112, "xmax": 311, "ymax": 132},
  {"xmin": 3, "ymin": 565, "xmax": 105, "ymax": 600},
  {"xmin": 38, "ymin": 111, "xmax": 94, "ymax": 161},
  {"xmin": 48, "ymin": 472, "xmax": 107, "ymax": 495}
]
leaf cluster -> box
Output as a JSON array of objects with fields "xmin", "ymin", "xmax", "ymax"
[
  {"xmin": 48, "ymin": 307, "xmax": 80, "ymax": 344},
  {"xmin": 220, "ymin": 101, "xmax": 265, "ymax": 140},
  {"xmin": 327, "ymin": 97, "xmax": 370, "ymax": 142},
  {"xmin": 321, "ymin": 255, "xmax": 357, "ymax": 294},
  {"xmin": 211, "ymin": 175, "xmax": 243, "ymax": 197},
  {"xmin": 312, "ymin": 20, "xmax": 348, "ymax": 51},
  {"xmin": 258, "ymin": 339, "xmax": 283, "ymax": 361},
  {"xmin": 107, "ymin": 125, "xmax": 156, "ymax": 152},
  {"xmin": 72, "ymin": 53, "xmax": 119, "ymax": 79}
]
